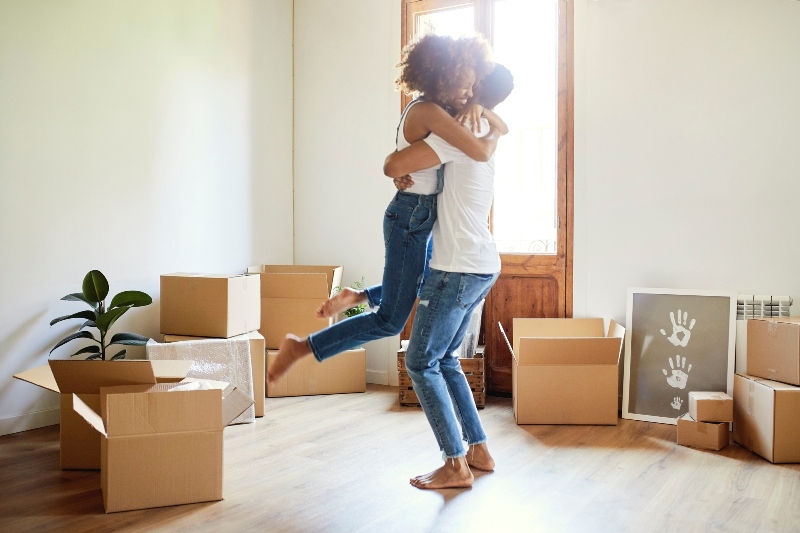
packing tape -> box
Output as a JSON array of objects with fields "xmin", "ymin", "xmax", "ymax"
[
  {"xmin": 747, "ymin": 382, "xmax": 755, "ymax": 415},
  {"xmin": 768, "ymin": 322, "xmax": 778, "ymax": 336}
]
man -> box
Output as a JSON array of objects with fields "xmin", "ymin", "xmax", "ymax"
[{"xmin": 384, "ymin": 65, "xmax": 514, "ymax": 489}]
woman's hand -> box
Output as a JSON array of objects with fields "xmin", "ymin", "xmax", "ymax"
[
  {"xmin": 455, "ymin": 100, "xmax": 484, "ymax": 134},
  {"xmin": 393, "ymin": 175, "xmax": 414, "ymax": 191}
]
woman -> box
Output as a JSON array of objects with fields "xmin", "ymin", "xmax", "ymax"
[{"xmin": 267, "ymin": 34, "xmax": 503, "ymax": 393}]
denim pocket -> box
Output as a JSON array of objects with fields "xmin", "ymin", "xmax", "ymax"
[
  {"xmin": 408, "ymin": 204, "xmax": 435, "ymax": 234},
  {"xmin": 383, "ymin": 211, "xmax": 398, "ymax": 246},
  {"xmin": 456, "ymin": 273, "xmax": 496, "ymax": 309}
]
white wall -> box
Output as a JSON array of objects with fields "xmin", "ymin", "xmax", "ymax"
[
  {"xmin": 573, "ymin": 0, "xmax": 800, "ymax": 324},
  {"xmin": 293, "ymin": 0, "xmax": 402, "ymax": 385},
  {"xmin": 0, "ymin": 0, "xmax": 293, "ymax": 434}
]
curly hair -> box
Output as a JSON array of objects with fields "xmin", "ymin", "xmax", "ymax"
[{"xmin": 396, "ymin": 33, "xmax": 494, "ymax": 106}]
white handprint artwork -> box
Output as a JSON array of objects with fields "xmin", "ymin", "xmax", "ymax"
[
  {"xmin": 671, "ymin": 396, "xmax": 683, "ymax": 410},
  {"xmin": 660, "ymin": 309, "xmax": 696, "ymax": 347},
  {"xmin": 662, "ymin": 355, "xmax": 692, "ymax": 389}
]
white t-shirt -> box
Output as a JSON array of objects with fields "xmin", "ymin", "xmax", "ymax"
[
  {"xmin": 396, "ymin": 100, "xmax": 440, "ymax": 195},
  {"xmin": 423, "ymin": 117, "xmax": 500, "ymax": 274}
]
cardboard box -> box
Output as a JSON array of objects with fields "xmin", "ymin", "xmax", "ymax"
[
  {"xmin": 747, "ymin": 318, "xmax": 800, "ymax": 386},
  {"xmin": 676, "ymin": 413, "xmax": 729, "ymax": 451},
  {"xmin": 73, "ymin": 380, "xmax": 252, "ymax": 513},
  {"xmin": 688, "ymin": 391, "xmax": 733, "ymax": 422},
  {"xmin": 13, "ymin": 359, "xmax": 192, "ymax": 469},
  {"xmin": 164, "ymin": 331, "xmax": 266, "ymax": 417},
  {"xmin": 160, "ymin": 273, "xmax": 260, "ymax": 338},
  {"xmin": 247, "ymin": 265, "xmax": 343, "ymax": 349},
  {"xmin": 266, "ymin": 348, "xmax": 366, "ymax": 397},
  {"xmin": 500, "ymin": 318, "xmax": 625, "ymax": 425},
  {"xmin": 733, "ymin": 373, "xmax": 800, "ymax": 463}
]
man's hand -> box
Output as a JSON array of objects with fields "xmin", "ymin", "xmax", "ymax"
[
  {"xmin": 455, "ymin": 100, "xmax": 484, "ymax": 134},
  {"xmin": 393, "ymin": 175, "xmax": 414, "ymax": 191}
]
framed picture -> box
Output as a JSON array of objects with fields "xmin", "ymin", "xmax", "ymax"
[{"xmin": 622, "ymin": 288, "xmax": 736, "ymax": 425}]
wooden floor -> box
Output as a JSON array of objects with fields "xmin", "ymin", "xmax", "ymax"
[{"xmin": 1, "ymin": 385, "xmax": 798, "ymax": 533}]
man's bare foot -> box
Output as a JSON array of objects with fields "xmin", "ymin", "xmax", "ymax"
[
  {"xmin": 316, "ymin": 287, "xmax": 368, "ymax": 318},
  {"xmin": 467, "ymin": 443, "xmax": 495, "ymax": 472},
  {"xmin": 410, "ymin": 457, "xmax": 474, "ymax": 490},
  {"xmin": 267, "ymin": 335, "xmax": 311, "ymax": 384}
]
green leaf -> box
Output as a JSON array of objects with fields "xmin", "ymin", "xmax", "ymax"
[
  {"xmin": 70, "ymin": 345, "xmax": 100, "ymax": 357},
  {"xmin": 79, "ymin": 320, "xmax": 96, "ymax": 330},
  {"xmin": 110, "ymin": 349, "xmax": 127, "ymax": 361},
  {"xmin": 49, "ymin": 310, "xmax": 97, "ymax": 327},
  {"xmin": 82, "ymin": 270, "xmax": 109, "ymax": 303},
  {"xmin": 50, "ymin": 330, "xmax": 98, "ymax": 354},
  {"xmin": 61, "ymin": 292, "xmax": 94, "ymax": 307},
  {"xmin": 85, "ymin": 353, "xmax": 102, "ymax": 361},
  {"xmin": 95, "ymin": 305, "xmax": 130, "ymax": 334},
  {"xmin": 108, "ymin": 332, "xmax": 150, "ymax": 346},
  {"xmin": 110, "ymin": 291, "xmax": 152, "ymax": 309}
]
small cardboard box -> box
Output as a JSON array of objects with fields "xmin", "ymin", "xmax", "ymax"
[
  {"xmin": 266, "ymin": 348, "xmax": 366, "ymax": 397},
  {"xmin": 247, "ymin": 265, "xmax": 343, "ymax": 349},
  {"xmin": 160, "ymin": 273, "xmax": 260, "ymax": 338},
  {"xmin": 13, "ymin": 359, "xmax": 192, "ymax": 469},
  {"xmin": 747, "ymin": 318, "xmax": 800, "ymax": 386},
  {"xmin": 73, "ymin": 380, "xmax": 252, "ymax": 513},
  {"xmin": 676, "ymin": 413, "xmax": 729, "ymax": 451},
  {"xmin": 501, "ymin": 318, "xmax": 625, "ymax": 425},
  {"xmin": 164, "ymin": 331, "xmax": 266, "ymax": 417},
  {"xmin": 688, "ymin": 391, "xmax": 733, "ymax": 422},
  {"xmin": 733, "ymin": 373, "xmax": 800, "ymax": 463}
]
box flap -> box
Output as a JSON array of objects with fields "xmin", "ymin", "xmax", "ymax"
[
  {"xmin": 751, "ymin": 317, "xmax": 800, "ymax": 325},
  {"xmin": 249, "ymin": 265, "xmax": 343, "ymax": 298},
  {"xmin": 161, "ymin": 272, "xmax": 247, "ymax": 279},
  {"xmin": 72, "ymin": 393, "xmax": 107, "ymax": 436},
  {"xmin": 102, "ymin": 383, "xmax": 224, "ymax": 436},
  {"xmin": 498, "ymin": 322, "xmax": 515, "ymax": 362},
  {"xmin": 49, "ymin": 360, "xmax": 159, "ymax": 394},
  {"xmin": 512, "ymin": 318, "xmax": 605, "ymax": 354},
  {"xmin": 607, "ymin": 319, "xmax": 625, "ymax": 340},
  {"xmin": 221, "ymin": 387, "xmax": 255, "ymax": 426},
  {"xmin": 517, "ymin": 337, "xmax": 622, "ymax": 365},
  {"xmin": 13, "ymin": 364, "xmax": 60, "ymax": 393},
  {"xmin": 150, "ymin": 359, "xmax": 193, "ymax": 382}
]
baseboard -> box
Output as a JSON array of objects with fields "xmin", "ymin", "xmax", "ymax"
[
  {"xmin": 0, "ymin": 408, "xmax": 60, "ymax": 437},
  {"xmin": 366, "ymin": 370, "xmax": 388, "ymax": 385}
]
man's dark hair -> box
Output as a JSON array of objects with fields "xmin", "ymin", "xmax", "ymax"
[{"xmin": 476, "ymin": 63, "xmax": 514, "ymax": 110}]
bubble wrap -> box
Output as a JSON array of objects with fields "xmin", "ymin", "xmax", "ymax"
[{"xmin": 146, "ymin": 337, "xmax": 255, "ymax": 424}]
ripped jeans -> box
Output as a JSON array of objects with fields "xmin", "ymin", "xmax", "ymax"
[
  {"xmin": 307, "ymin": 191, "xmax": 436, "ymax": 361},
  {"xmin": 404, "ymin": 269, "xmax": 499, "ymax": 459}
]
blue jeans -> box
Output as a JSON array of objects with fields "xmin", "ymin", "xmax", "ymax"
[
  {"xmin": 404, "ymin": 269, "xmax": 499, "ymax": 459},
  {"xmin": 308, "ymin": 192, "xmax": 437, "ymax": 361}
]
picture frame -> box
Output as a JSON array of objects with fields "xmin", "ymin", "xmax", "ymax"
[{"xmin": 622, "ymin": 287, "xmax": 737, "ymax": 425}]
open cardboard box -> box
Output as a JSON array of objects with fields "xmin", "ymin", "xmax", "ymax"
[
  {"xmin": 247, "ymin": 265, "xmax": 343, "ymax": 349},
  {"xmin": 500, "ymin": 318, "xmax": 625, "ymax": 425},
  {"xmin": 163, "ymin": 331, "xmax": 266, "ymax": 417},
  {"xmin": 73, "ymin": 379, "xmax": 252, "ymax": 513},
  {"xmin": 266, "ymin": 348, "xmax": 366, "ymax": 397},
  {"xmin": 13, "ymin": 359, "xmax": 192, "ymax": 469},
  {"xmin": 160, "ymin": 273, "xmax": 261, "ymax": 338}
]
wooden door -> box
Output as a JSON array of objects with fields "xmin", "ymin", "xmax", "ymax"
[{"xmin": 401, "ymin": 0, "xmax": 574, "ymax": 395}]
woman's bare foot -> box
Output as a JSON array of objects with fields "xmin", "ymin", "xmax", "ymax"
[
  {"xmin": 467, "ymin": 443, "xmax": 495, "ymax": 472},
  {"xmin": 410, "ymin": 457, "xmax": 474, "ymax": 490},
  {"xmin": 267, "ymin": 335, "xmax": 312, "ymax": 384},
  {"xmin": 316, "ymin": 287, "xmax": 368, "ymax": 318}
]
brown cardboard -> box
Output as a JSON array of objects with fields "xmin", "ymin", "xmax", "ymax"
[
  {"xmin": 13, "ymin": 359, "xmax": 193, "ymax": 470},
  {"xmin": 266, "ymin": 348, "xmax": 366, "ymax": 397},
  {"xmin": 247, "ymin": 265, "xmax": 343, "ymax": 349},
  {"xmin": 747, "ymin": 318, "xmax": 800, "ymax": 386},
  {"xmin": 676, "ymin": 413, "xmax": 729, "ymax": 451},
  {"xmin": 160, "ymin": 273, "xmax": 261, "ymax": 338},
  {"xmin": 73, "ymin": 381, "xmax": 251, "ymax": 513},
  {"xmin": 688, "ymin": 391, "xmax": 733, "ymax": 422},
  {"xmin": 502, "ymin": 318, "xmax": 625, "ymax": 425},
  {"xmin": 164, "ymin": 332, "xmax": 266, "ymax": 417},
  {"xmin": 733, "ymin": 373, "xmax": 800, "ymax": 463}
]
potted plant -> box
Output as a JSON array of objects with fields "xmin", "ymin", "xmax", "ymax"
[{"xmin": 49, "ymin": 270, "xmax": 152, "ymax": 360}]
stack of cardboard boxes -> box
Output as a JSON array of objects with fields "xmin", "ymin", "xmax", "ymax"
[
  {"xmin": 159, "ymin": 273, "xmax": 266, "ymax": 417},
  {"xmin": 676, "ymin": 392, "xmax": 733, "ymax": 451},
  {"xmin": 246, "ymin": 265, "xmax": 366, "ymax": 398},
  {"xmin": 732, "ymin": 317, "xmax": 800, "ymax": 463}
]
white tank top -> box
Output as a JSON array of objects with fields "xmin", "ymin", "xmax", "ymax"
[{"xmin": 396, "ymin": 99, "xmax": 441, "ymax": 195}]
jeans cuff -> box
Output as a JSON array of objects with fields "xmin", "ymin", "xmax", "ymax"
[
  {"xmin": 441, "ymin": 449, "xmax": 466, "ymax": 461},
  {"xmin": 364, "ymin": 286, "xmax": 381, "ymax": 308},
  {"xmin": 306, "ymin": 334, "xmax": 324, "ymax": 362},
  {"xmin": 467, "ymin": 438, "xmax": 487, "ymax": 447}
]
